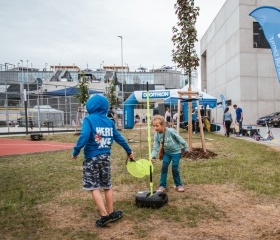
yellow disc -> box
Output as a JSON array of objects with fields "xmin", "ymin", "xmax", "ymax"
[
  {"xmin": 126, "ymin": 160, "xmax": 146, "ymax": 178},
  {"xmin": 138, "ymin": 159, "xmax": 154, "ymax": 176}
]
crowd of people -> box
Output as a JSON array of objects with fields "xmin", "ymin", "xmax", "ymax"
[
  {"xmin": 8, "ymin": 117, "xmax": 34, "ymax": 129},
  {"xmin": 133, "ymin": 107, "xmax": 197, "ymax": 130},
  {"xmin": 164, "ymin": 104, "xmax": 243, "ymax": 136},
  {"xmin": 107, "ymin": 104, "xmax": 243, "ymax": 138}
]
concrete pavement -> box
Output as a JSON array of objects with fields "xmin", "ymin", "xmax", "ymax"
[{"xmin": 215, "ymin": 124, "xmax": 280, "ymax": 147}]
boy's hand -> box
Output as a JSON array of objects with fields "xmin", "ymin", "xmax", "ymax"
[
  {"xmin": 71, "ymin": 155, "xmax": 77, "ymax": 159},
  {"xmin": 128, "ymin": 152, "xmax": 134, "ymax": 159}
]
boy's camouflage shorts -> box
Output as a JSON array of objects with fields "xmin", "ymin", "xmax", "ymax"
[{"xmin": 82, "ymin": 153, "xmax": 111, "ymax": 190}]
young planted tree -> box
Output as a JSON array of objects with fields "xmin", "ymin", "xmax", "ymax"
[
  {"xmin": 106, "ymin": 75, "xmax": 119, "ymax": 128},
  {"xmin": 107, "ymin": 78, "xmax": 117, "ymax": 108},
  {"xmin": 76, "ymin": 74, "xmax": 90, "ymax": 107},
  {"xmin": 172, "ymin": 0, "xmax": 200, "ymax": 89},
  {"xmin": 172, "ymin": 0, "xmax": 204, "ymax": 151},
  {"xmin": 75, "ymin": 74, "xmax": 90, "ymax": 133}
]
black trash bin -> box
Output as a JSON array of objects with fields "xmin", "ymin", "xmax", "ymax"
[{"xmin": 30, "ymin": 133, "xmax": 43, "ymax": 141}]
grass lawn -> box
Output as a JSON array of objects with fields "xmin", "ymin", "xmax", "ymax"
[{"xmin": 0, "ymin": 130, "xmax": 279, "ymax": 239}]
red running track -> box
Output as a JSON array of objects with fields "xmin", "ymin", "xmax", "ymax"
[{"xmin": 0, "ymin": 138, "xmax": 74, "ymax": 157}]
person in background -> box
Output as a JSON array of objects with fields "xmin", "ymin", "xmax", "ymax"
[
  {"xmin": 134, "ymin": 113, "xmax": 140, "ymax": 125},
  {"xmin": 151, "ymin": 115, "xmax": 188, "ymax": 192},
  {"xmin": 173, "ymin": 111, "xmax": 179, "ymax": 127},
  {"xmin": 191, "ymin": 109, "xmax": 197, "ymax": 134},
  {"xmin": 179, "ymin": 111, "xmax": 184, "ymax": 122},
  {"xmin": 233, "ymin": 104, "xmax": 243, "ymax": 136},
  {"xmin": 17, "ymin": 118, "xmax": 22, "ymax": 127},
  {"xmin": 141, "ymin": 112, "xmax": 146, "ymax": 124},
  {"xmin": 223, "ymin": 107, "xmax": 233, "ymax": 137},
  {"xmin": 165, "ymin": 107, "xmax": 172, "ymax": 128},
  {"xmin": 107, "ymin": 107, "xmax": 115, "ymax": 123},
  {"xmin": 200, "ymin": 106, "xmax": 205, "ymax": 117},
  {"xmin": 71, "ymin": 95, "xmax": 134, "ymax": 227},
  {"xmin": 28, "ymin": 117, "xmax": 34, "ymax": 130}
]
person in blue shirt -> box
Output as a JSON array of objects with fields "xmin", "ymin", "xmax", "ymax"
[
  {"xmin": 191, "ymin": 109, "xmax": 197, "ymax": 134},
  {"xmin": 233, "ymin": 104, "xmax": 243, "ymax": 136},
  {"xmin": 151, "ymin": 115, "xmax": 188, "ymax": 193},
  {"xmin": 71, "ymin": 94, "xmax": 134, "ymax": 227}
]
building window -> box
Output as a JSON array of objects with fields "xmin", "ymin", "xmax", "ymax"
[{"xmin": 253, "ymin": 22, "xmax": 269, "ymax": 49}]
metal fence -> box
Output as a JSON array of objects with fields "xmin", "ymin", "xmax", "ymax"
[{"xmin": 0, "ymin": 81, "xmax": 83, "ymax": 134}]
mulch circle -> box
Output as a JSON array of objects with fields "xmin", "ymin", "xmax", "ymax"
[{"xmin": 182, "ymin": 147, "xmax": 217, "ymax": 160}]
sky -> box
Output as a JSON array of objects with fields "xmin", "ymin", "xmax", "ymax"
[{"xmin": 0, "ymin": 0, "xmax": 226, "ymax": 70}]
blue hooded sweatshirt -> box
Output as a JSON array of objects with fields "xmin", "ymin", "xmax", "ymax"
[{"xmin": 72, "ymin": 95, "xmax": 132, "ymax": 159}]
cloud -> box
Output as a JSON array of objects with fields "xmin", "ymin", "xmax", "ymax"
[{"xmin": 0, "ymin": 0, "xmax": 226, "ymax": 70}]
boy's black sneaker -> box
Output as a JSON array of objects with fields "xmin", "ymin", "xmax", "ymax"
[
  {"xmin": 109, "ymin": 210, "xmax": 123, "ymax": 223},
  {"xmin": 95, "ymin": 215, "xmax": 111, "ymax": 227}
]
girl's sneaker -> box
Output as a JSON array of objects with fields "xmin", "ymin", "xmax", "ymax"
[
  {"xmin": 109, "ymin": 210, "xmax": 123, "ymax": 223},
  {"xmin": 96, "ymin": 215, "xmax": 111, "ymax": 227},
  {"xmin": 157, "ymin": 186, "xmax": 166, "ymax": 192},
  {"xmin": 177, "ymin": 186, "xmax": 185, "ymax": 192}
]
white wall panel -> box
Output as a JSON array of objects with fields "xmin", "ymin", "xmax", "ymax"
[
  {"xmin": 226, "ymin": 31, "xmax": 240, "ymax": 61},
  {"xmin": 258, "ymin": 77, "xmax": 276, "ymax": 100},
  {"xmin": 240, "ymin": 53, "xmax": 257, "ymax": 77},
  {"xmin": 240, "ymin": 77, "xmax": 258, "ymax": 100}
]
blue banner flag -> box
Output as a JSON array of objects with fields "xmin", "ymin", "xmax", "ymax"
[
  {"xmin": 220, "ymin": 94, "xmax": 226, "ymax": 110},
  {"xmin": 250, "ymin": 6, "xmax": 280, "ymax": 83}
]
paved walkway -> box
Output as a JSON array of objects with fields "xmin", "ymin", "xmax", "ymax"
[
  {"xmin": 133, "ymin": 123, "xmax": 280, "ymax": 147},
  {"xmin": 215, "ymin": 124, "xmax": 280, "ymax": 147}
]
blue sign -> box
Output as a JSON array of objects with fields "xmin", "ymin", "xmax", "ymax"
[{"xmin": 250, "ymin": 6, "xmax": 280, "ymax": 83}]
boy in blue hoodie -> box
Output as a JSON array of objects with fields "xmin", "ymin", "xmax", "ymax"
[{"xmin": 71, "ymin": 95, "xmax": 133, "ymax": 227}]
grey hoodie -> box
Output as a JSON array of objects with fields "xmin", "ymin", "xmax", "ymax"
[{"xmin": 223, "ymin": 112, "xmax": 232, "ymax": 122}]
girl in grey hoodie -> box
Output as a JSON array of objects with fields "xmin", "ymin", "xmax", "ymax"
[{"xmin": 223, "ymin": 107, "xmax": 233, "ymax": 137}]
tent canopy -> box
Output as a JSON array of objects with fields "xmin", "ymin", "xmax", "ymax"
[
  {"xmin": 45, "ymin": 86, "xmax": 102, "ymax": 96},
  {"xmin": 20, "ymin": 105, "xmax": 64, "ymax": 127},
  {"xmin": 164, "ymin": 86, "xmax": 217, "ymax": 108}
]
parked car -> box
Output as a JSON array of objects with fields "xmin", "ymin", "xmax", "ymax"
[
  {"xmin": 256, "ymin": 112, "xmax": 280, "ymax": 126},
  {"xmin": 270, "ymin": 115, "xmax": 280, "ymax": 127}
]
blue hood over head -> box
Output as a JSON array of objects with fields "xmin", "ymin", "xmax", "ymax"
[{"xmin": 86, "ymin": 94, "xmax": 108, "ymax": 115}]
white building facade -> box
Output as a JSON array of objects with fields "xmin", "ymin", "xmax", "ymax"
[{"xmin": 200, "ymin": 0, "xmax": 280, "ymax": 125}]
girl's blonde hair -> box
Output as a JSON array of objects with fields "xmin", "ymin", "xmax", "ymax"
[{"xmin": 151, "ymin": 115, "xmax": 165, "ymax": 125}]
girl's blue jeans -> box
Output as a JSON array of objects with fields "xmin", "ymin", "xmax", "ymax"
[{"xmin": 160, "ymin": 152, "xmax": 182, "ymax": 188}]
